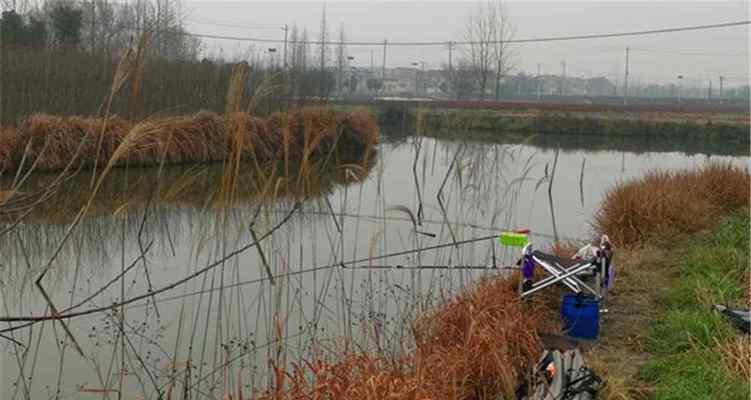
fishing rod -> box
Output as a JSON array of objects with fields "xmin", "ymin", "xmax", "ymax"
[{"xmin": 342, "ymin": 264, "xmax": 519, "ymax": 271}]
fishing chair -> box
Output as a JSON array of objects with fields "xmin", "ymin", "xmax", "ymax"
[{"xmin": 518, "ymin": 236, "xmax": 612, "ymax": 300}]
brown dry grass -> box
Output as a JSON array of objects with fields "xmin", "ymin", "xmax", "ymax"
[
  {"xmin": 594, "ymin": 163, "xmax": 750, "ymax": 247},
  {"xmin": 8, "ymin": 114, "xmax": 132, "ymax": 172},
  {"xmin": 259, "ymin": 275, "xmax": 557, "ymax": 400},
  {"xmin": 0, "ymin": 108, "xmax": 379, "ymax": 173},
  {"xmin": 717, "ymin": 335, "xmax": 751, "ymax": 383}
]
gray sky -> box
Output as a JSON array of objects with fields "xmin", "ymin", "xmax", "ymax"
[{"xmin": 183, "ymin": 1, "xmax": 750, "ymax": 86}]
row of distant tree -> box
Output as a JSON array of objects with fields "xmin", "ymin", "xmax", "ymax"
[
  {"xmin": 1, "ymin": 0, "xmax": 200, "ymax": 60},
  {"xmin": 0, "ymin": 1, "xmax": 346, "ymax": 123}
]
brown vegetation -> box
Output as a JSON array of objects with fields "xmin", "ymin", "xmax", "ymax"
[
  {"xmin": 259, "ymin": 275, "xmax": 557, "ymax": 400},
  {"xmin": 593, "ymin": 163, "xmax": 750, "ymax": 246},
  {"xmin": 0, "ymin": 108, "xmax": 379, "ymax": 173},
  {"xmin": 718, "ymin": 335, "xmax": 751, "ymax": 383}
]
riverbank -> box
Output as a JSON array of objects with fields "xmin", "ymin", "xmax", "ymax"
[
  {"xmin": 591, "ymin": 213, "xmax": 750, "ymax": 400},
  {"xmin": 0, "ymin": 108, "xmax": 379, "ymax": 173},
  {"xmin": 372, "ymin": 105, "xmax": 750, "ymax": 156},
  {"xmin": 588, "ymin": 164, "xmax": 750, "ymax": 399}
]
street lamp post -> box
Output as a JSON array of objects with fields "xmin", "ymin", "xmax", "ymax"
[
  {"xmin": 267, "ymin": 48, "xmax": 277, "ymax": 69},
  {"xmin": 412, "ymin": 61, "xmax": 427, "ymax": 97},
  {"xmin": 265, "ymin": 48, "xmax": 277, "ymax": 83}
]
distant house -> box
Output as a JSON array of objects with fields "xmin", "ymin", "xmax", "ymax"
[
  {"xmin": 383, "ymin": 78, "xmax": 409, "ymax": 95},
  {"xmin": 536, "ymin": 75, "xmax": 616, "ymax": 97}
]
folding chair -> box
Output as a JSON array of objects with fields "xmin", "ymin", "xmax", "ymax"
[{"xmin": 518, "ymin": 235, "xmax": 612, "ymax": 300}]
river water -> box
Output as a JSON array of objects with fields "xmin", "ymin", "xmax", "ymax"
[{"xmin": 1, "ymin": 133, "xmax": 748, "ymax": 399}]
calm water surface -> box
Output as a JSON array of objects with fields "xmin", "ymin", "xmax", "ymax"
[{"xmin": 1, "ymin": 135, "xmax": 748, "ymax": 399}]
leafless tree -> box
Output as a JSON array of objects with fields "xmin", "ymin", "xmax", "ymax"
[
  {"xmin": 336, "ymin": 23, "xmax": 346, "ymax": 95},
  {"xmin": 443, "ymin": 59, "xmax": 477, "ymax": 99},
  {"xmin": 317, "ymin": 3, "xmax": 329, "ymax": 97},
  {"xmin": 462, "ymin": 0, "xmax": 515, "ymax": 100},
  {"xmin": 490, "ymin": 0, "xmax": 515, "ymax": 100}
]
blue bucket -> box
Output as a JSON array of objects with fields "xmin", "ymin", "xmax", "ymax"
[{"xmin": 561, "ymin": 294, "xmax": 600, "ymax": 340}]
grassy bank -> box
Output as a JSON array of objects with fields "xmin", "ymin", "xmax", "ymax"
[
  {"xmin": 640, "ymin": 214, "xmax": 750, "ymax": 399},
  {"xmin": 589, "ymin": 163, "xmax": 750, "ymax": 399},
  {"xmin": 0, "ymin": 108, "xmax": 379, "ymax": 173},
  {"xmin": 375, "ymin": 106, "xmax": 750, "ymax": 155}
]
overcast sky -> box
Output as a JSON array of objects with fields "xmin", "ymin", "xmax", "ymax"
[{"xmin": 183, "ymin": 1, "xmax": 750, "ymax": 87}]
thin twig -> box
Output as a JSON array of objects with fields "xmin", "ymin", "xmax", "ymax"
[
  {"xmin": 579, "ymin": 157, "xmax": 586, "ymax": 208},
  {"xmin": 548, "ymin": 148, "xmax": 560, "ymax": 244}
]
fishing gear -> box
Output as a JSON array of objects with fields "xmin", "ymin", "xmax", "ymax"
[
  {"xmin": 340, "ymin": 264, "xmax": 519, "ymax": 270},
  {"xmin": 713, "ymin": 304, "xmax": 751, "ymax": 334},
  {"xmin": 517, "ymin": 235, "xmax": 613, "ymax": 300}
]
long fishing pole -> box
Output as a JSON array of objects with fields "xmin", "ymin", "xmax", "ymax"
[{"xmin": 342, "ymin": 264, "xmax": 519, "ymax": 270}]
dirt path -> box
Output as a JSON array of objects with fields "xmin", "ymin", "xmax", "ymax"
[{"xmin": 587, "ymin": 246, "xmax": 674, "ymax": 400}]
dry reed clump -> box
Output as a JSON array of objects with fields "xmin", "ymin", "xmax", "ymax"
[
  {"xmin": 266, "ymin": 107, "xmax": 339, "ymax": 161},
  {"xmin": 289, "ymin": 107, "xmax": 339, "ymax": 158},
  {"xmin": 226, "ymin": 112, "xmax": 280, "ymax": 161},
  {"xmin": 262, "ymin": 276, "xmax": 555, "ymax": 400},
  {"xmin": 411, "ymin": 276, "xmax": 555, "ymax": 398},
  {"xmin": 0, "ymin": 127, "xmax": 20, "ymax": 173},
  {"xmin": 336, "ymin": 109, "xmax": 381, "ymax": 154},
  {"xmin": 122, "ymin": 111, "xmax": 228, "ymax": 165},
  {"xmin": 594, "ymin": 163, "xmax": 750, "ymax": 247},
  {"xmin": 0, "ymin": 109, "xmax": 379, "ymax": 172},
  {"xmin": 266, "ymin": 108, "xmax": 379, "ymax": 161},
  {"xmin": 7, "ymin": 114, "xmax": 131, "ymax": 171}
]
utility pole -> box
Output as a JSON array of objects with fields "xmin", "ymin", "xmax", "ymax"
[
  {"xmin": 381, "ymin": 39, "xmax": 387, "ymax": 81},
  {"xmin": 614, "ymin": 77, "xmax": 618, "ymax": 96},
  {"xmin": 560, "ymin": 61, "xmax": 566, "ymax": 96},
  {"xmin": 448, "ymin": 40, "xmax": 454, "ymax": 89},
  {"xmin": 537, "ymin": 63, "xmax": 542, "ymax": 101},
  {"xmin": 370, "ymin": 50, "xmax": 374, "ymax": 73},
  {"xmin": 412, "ymin": 62, "xmax": 419, "ymax": 96},
  {"xmin": 719, "ymin": 76, "xmax": 725, "ymax": 100},
  {"xmin": 282, "ymin": 24, "xmax": 289, "ymax": 69},
  {"xmin": 623, "ymin": 46, "xmax": 630, "ymax": 105},
  {"xmin": 708, "ymin": 80, "xmax": 712, "ymax": 101}
]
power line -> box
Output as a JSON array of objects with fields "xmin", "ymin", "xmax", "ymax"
[
  {"xmin": 630, "ymin": 47, "xmax": 746, "ymax": 57},
  {"xmin": 504, "ymin": 20, "xmax": 749, "ymax": 45},
  {"xmin": 185, "ymin": 18, "xmax": 282, "ymax": 31},
  {"xmin": 149, "ymin": 20, "xmax": 750, "ymax": 47}
]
